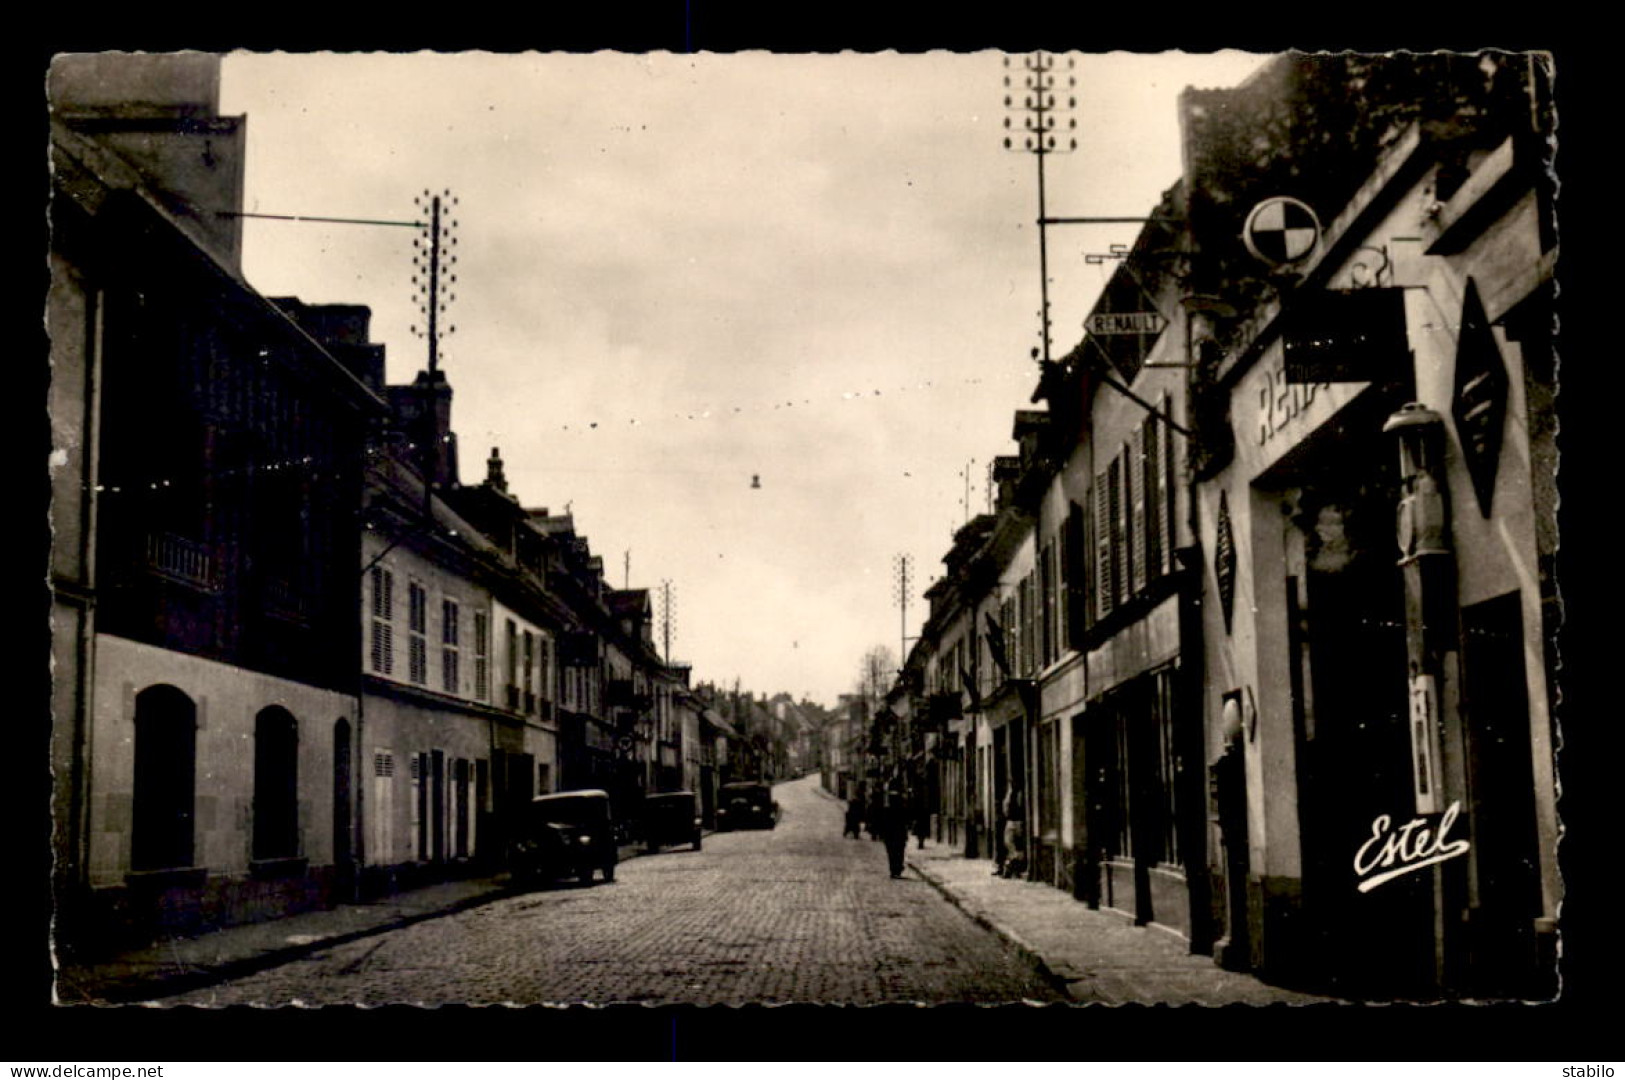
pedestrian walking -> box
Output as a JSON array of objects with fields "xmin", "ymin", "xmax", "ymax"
[
  {"xmin": 911, "ymin": 791, "xmax": 930, "ymax": 851},
  {"xmin": 881, "ymin": 786, "xmax": 910, "ymax": 878}
]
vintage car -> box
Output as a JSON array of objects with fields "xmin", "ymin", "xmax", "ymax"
[
  {"xmin": 642, "ymin": 790, "xmax": 703, "ymax": 853},
  {"xmin": 716, "ymin": 781, "xmax": 778, "ymax": 831},
  {"xmin": 512, "ymin": 789, "xmax": 617, "ymax": 887}
]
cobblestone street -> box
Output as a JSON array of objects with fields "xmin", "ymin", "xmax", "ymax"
[{"xmin": 164, "ymin": 776, "xmax": 1063, "ymax": 1006}]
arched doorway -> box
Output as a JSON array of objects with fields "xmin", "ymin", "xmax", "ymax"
[
  {"xmin": 253, "ymin": 706, "xmax": 299, "ymax": 861},
  {"xmin": 132, "ymin": 685, "xmax": 197, "ymax": 871},
  {"xmin": 333, "ymin": 717, "xmax": 353, "ymax": 897}
]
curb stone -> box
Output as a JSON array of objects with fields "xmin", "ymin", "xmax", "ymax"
[
  {"xmin": 59, "ymin": 883, "xmax": 522, "ymax": 1005},
  {"xmin": 906, "ymin": 856, "xmax": 1076, "ymax": 1003}
]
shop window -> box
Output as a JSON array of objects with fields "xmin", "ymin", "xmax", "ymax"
[
  {"xmin": 131, "ymin": 685, "xmax": 197, "ymax": 871},
  {"xmin": 1153, "ymin": 668, "xmax": 1181, "ymax": 867},
  {"xmin": 253, "ymin": 706, "xmax": 299, "ymax": 861},
  {"xmin": 1038, "ymin": 718, "xmax": 1062, "ymax": 837},
  {"xmin": 1111, "ymin": 710, "xmax": 1133, "ymax": 858}
]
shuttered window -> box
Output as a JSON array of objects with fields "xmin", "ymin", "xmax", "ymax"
[
  {"xmin": 1130, "ymin": 428, "xmax": 1149, "ymax": 595},
  {"xmin": 408, "ymin": 582, "xmax": 428, "ymax": 685},
  {"xmin": 473, "ymin": 611, "xmax": 489, "ymax": 701},
  {"xmin": 369, "ymin": 566, "xmax": 394, "ymax": 675},
  {"xmin": 371, "ymin": 749, "xmax": 394, "ymax": 864},
  {"xmin": 1064, "ymin": 501, "xmax": 1086, "ymax": 648},
  {"xmin": 441, "ymin": 598, "xmax": 460, "ymax": 694},
  {"xmin": 1157, "ymin": 393, "xmax": 1177, "ymax": 579}
]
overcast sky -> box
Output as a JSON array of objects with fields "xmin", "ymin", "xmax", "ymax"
[{"xmin": 219, "ymin": 50, "xmax": 1270, "ymax": 707}]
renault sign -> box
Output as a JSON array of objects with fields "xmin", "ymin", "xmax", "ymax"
[{"xmin": 1086, "ymin": 311, "xmax": 1167, "ymax": 336}]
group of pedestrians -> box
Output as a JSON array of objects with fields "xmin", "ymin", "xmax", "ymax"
[
  {"xmin": 842, "ymin": 782, "xmax": 929, "ymax": 878},
  {"xmin": 841, "ymin": 783, "xmax": 1029, "ymax": 881}
]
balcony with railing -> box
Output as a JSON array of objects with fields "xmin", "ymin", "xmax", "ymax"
[{"xmin": 146, "ymin": 532, "xmax": 220, "ymax": 592}]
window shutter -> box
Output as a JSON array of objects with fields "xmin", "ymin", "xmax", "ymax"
[
  {"xmin": 1046, "ymin": 539, "xmax": 1059, "ymax": 665},
  {"xmin": 1159, "ymin": 393, "xmax": 1176, "ymax": 578},
  {"xmin": 1143, "ymin": 415, "xmax": 1162, "ymax": 584},
  {"xmin": 410, "ymin": 636, "xmax": 427, "ymax": 685},
  {"xmin": 371, "ymin": 749, "xmax": 394, "ymax": 863},
  {"xmin": 370, "ymin": 620, "xmax": 393, "ymax": 676},
  {"xmin": 1066, "ymin": 501, "xmax": 1086, "ymax": 647},
  {"xmin": 1112, "ymin": 451, "xmax": 1130, "ymax": 608},
  {"xmin": 442, "ymin": 599, "xmax": 459, "ymax": 645},
  {"xmin": 1094, "ymin": 474, "xmax": 1114, "ymax": 622},
  {"xmin": 1130, "ymin": 429, "xmax": 1148, "ymax": 594},
  {"xmin": 1056, "ymin": 528, "xmax": 1071, "ymax": 655}
]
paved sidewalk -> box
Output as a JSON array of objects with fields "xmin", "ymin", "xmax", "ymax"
[
  {"xmin": 53, "ymin": 839, "xmax": 657, "ymax": 1005},
  {"xmin": 905, "ymin": 841, "xmax": 1336, "ymax": 1006},
  {"xmin": 52, "ymin": 874, "xmax": 518, "ymax": 1005}
]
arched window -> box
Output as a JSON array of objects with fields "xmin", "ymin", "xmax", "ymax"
[
  {"xmin": 253, "ymin": 707, "xmax": 299, "ymax": 861},
  {"xmin": 132, "ymin": 685, "xmax": 196, "ymax": 871}
]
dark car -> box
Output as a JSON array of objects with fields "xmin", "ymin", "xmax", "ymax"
[
  {"xmin": 642, "ymin": 791, "xmax": 703, "ymax": 853},
  {"xmin": 717, "ymin": 781, "xmax": 778, "ymax": 831},
  {"xmin": 512, "ymin": 789, "xmax": 617, "ymax": 887}
]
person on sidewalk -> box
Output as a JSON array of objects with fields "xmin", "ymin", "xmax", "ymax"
[
  {"xmin": 999, "ymin": 789, "xmax": 1027, "ymax": 879},
  {"xmin": 910, "ymin": 790, "xmax": 930, "ymax": 851},
  {"xmin": 880, "ymin": 786, "xmax": 910, "ymax": 878},
  {"xmin": 843, "ymin": 797, "xmax": 864, "ymax": 839},
  {"xmin": 866, "ymin": 787, "xmax": 885, "ymax": 841}
]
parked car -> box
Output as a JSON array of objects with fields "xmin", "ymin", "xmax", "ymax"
[
  {"xmin": 642, "ymin": 790, "xmax": 703, "ymax": 853},
  {"xmin": 512, "ymin": 789, "xmax": 617, "ymax": 887},
  {"xmin": 716, "ymin": 781, "xmax": 777, "ymax": 831}
]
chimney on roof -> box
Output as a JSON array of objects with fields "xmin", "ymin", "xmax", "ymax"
[
  {"xmin": 387, "ymin": 369, "xmax": 459, "ymax": 490},
  {"xmin": 992, "ymin": 456, "xmax": 1021, "ymax": 511},
  {"xmin": 486, "ymin": 446, "xmax": 507, "ymax": 493}
]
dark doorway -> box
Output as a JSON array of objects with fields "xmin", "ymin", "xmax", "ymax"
[
  {"xmin": 1460, "ymin": 591, "xmax": 1547, "ymax": 997},
  {"xmin": 253, "ymin": 707, "xmax": 300, "ymax": 861},
  {"xmin": 333, "ymin": 718, "xmax": 353, "ymax": 894},
  {"xmin": 1295, "ymin": 479, "xmax": 1432, "ymax": 997},
  {"xmin": 131, "ymin": 685, "xmax": 197, "ymax": 871},
  {"xmin": 454, "ymin": 757, "xmax": 470, "ymax": 859},
  {"xmin": 431, "ymin": 749, "xmax": 446, "ymax": 862}
]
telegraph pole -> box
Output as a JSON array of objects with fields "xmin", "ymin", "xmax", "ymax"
[
  {"xmin": 1004, "ymin": 52, "xmax": 1078, "ymax": 368},
  {"xmin": 660, "ymin": 579, "xmax": 676, "ymax": 664},
  {"xmin": 410, "ymin": 189, "xmax": 459, "ymax": 376},
  {"xmin": 893, "ymin": 553, "xmax": 914, "ymax": 665}
]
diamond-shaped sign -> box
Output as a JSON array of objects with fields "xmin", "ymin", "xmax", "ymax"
[
  {"xmin": 1452, "ymin": 278, "xmax": 1508, "ymax": 517},
  {"xmin": 1215, "ymin": 489, "xmax": 1237, "ymax": 634}
]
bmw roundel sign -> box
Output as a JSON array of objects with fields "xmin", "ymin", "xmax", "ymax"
[{"xmin": 1242, "ymin": 196, "xmax": 1321, "ymax": 267}]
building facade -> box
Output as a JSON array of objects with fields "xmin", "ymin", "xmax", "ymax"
[
  {"xmin": 1182, "ymin": 52, "xmax": 1558, "ymax": 998},
  {"xmin": 49, "ymin": 54, "xmax": 386, "ymax": 948}
]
